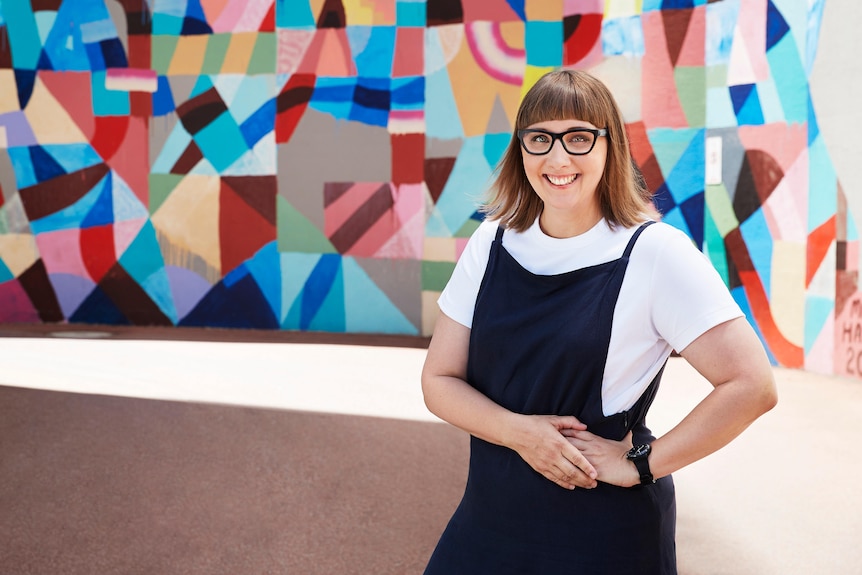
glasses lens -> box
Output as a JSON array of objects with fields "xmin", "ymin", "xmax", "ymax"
[
  {"xmin": 561, "ymin": 130, "xmax": 596, "ymax": 154},
  {"xmin": 521, "ymin": 131, "xmax": 553, "ymax": 154}
]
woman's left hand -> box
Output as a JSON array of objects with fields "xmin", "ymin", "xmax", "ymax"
[{"xmin": 561, "ymin": 429, "xmax": 640, "ymax": 488}]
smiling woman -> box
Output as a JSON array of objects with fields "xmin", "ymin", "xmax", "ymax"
[{"xmin": 421, "ymin": 69, "xmax": 777, "ymax": 574}]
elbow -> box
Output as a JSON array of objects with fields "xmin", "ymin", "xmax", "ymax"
[{"xmin": 754, "ymin": 371, "xmax": 779, "ymax": 415}]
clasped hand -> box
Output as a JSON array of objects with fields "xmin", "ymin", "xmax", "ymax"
[{"xmin": 511, "ymin": 415, "xmax": 637, "ymax": 489}]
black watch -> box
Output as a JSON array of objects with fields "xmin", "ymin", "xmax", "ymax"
[{"xmin": 625, "ymin": 443, "xmax": 655, "ymax": 485}]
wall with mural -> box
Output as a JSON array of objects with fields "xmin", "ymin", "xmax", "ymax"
[{"xmin": 0, "ymin": 0, "xmax": 857, "ymax": 377}]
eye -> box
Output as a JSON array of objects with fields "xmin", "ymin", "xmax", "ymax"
[
  {"xmin": 565, "ymin": 132, "xmax": 589, "ymax": 144},
  {"xmin": 530, "ymin": 133, "xmax": 551, "ymax": 144}
]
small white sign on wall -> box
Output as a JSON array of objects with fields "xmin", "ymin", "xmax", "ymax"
[{"xmin": 705, "ymin": 136, "xmax": 723, "ymax": 185}]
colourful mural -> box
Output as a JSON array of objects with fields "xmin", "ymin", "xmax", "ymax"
[{"xmin": 0, "ymin": 0, "xmax": 854, "ymax": 375}]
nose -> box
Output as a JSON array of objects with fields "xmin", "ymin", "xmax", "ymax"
[{"xmin": 545, "ymin": 138, "xmax": 571, "ymax": 165}]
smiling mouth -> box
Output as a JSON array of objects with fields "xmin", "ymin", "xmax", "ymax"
[{"xmin": 545, "ymin": 174, "xmax": 577, "ymax": 186}]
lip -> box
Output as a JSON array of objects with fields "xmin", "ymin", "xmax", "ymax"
[{"xmin": 544, "ymin": 173, "xmax": 578, "ymax": 186}]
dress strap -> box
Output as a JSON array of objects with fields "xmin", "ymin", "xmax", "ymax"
[
  {"xmin": 622, "ymin": 221, "xmax": 655, "ymax": 258},
  {"xmin": 494, "ymin": 225, "xmax": 505, "ymax": 243}
]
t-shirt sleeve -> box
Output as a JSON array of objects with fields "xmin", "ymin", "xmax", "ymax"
[
  {"xmin": 648, "ymin": 226, "xmax": 744, "ymax": 353},
  {"xmin": 437, "ymin": 221, "xmax": 497, "ymax": 329}
]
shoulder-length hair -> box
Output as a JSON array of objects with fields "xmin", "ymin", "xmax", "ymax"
[{"xmin": 483, "ymin": 69, "xmax": 655, "ymax": 232}]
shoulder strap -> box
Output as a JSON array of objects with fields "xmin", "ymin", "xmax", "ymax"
[
  {"xmin": 494, "ymin": 225, "xmax": 504, "ymax": 243},
  {"xmin": 622, "ymin": 221, "xmax": 656, "ymax": 258}
]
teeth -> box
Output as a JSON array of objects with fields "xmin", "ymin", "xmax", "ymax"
[{"xmin": 547, "ymin": 174, "xmax": 576, "ymax": 185}]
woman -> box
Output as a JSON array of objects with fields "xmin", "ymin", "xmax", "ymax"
[{"xmin": 421, "ymin": 69, "xmax": 777, "ymax": 574}]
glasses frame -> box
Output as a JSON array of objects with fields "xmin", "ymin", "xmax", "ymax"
[{"xmin": 517, "ymin": 127, "xmax": 608, "ymax": 156}]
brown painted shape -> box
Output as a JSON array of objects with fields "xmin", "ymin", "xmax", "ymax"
[
  {"xmin": 100, "ymin": 263, "xmax": 172, "ymax": 326},
  {"xmin": 222, "ymin": 175, "xmax": 278, "ymax": 226},
  {"xmin": 317, "ymin": 0, "xmax": 347, "ymax": 28},
  {"xmin": 662, "ymin": 8, "xmax": 694, "ymax": 68},
  {"xmin": 18, "ymin": 163, "xmax": 110, "ymax": 221},
  {"xmin": 17, "ymin": 258, "xmax": 63, "ymax": 322},
  {"xmin": 424, "ymin": 157, "xmax": 456, "ymax": 204},
  {"xmin": 427, "ymin": 0, "xmax": 463, "ymax": 26},
  {"xmin": 170, "ymin": 141, "xmax": 204, "ymax": 175},
  {"xmin": 329, "ymin": 183, "xmax": 393, "ymax": 253},
  {"xmin": 176, "ymin": 88, "xmax": 228, "ymax": 136},
  {"xmin": 324, "ymin": 182, "xmax": 354, "ymax": 207}
]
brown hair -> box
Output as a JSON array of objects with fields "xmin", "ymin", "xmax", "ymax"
[{"xmin": 483, "ymin": 69, "xmax": 655, "ymax": 232}]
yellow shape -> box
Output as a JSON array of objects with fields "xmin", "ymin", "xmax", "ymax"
[
  {"xmin": 521, "ymin": 65, "xmax": 554, "ymax": 100},
  {"xmin": 424, "ymin": 237, "xmax": 456, "ymax": 262},
  {"xmin": 525, "ymin": 0, "xmax": 563, "ymax": 20},
  {"xmin": 344, "ymin": 0, "xmax": 395, "ymax": 25},
  {"xmin": 500, "ymin": 20, "xmax": 525, "ymax": 49},
  {"xmin": 0, "ymin": 234, "xmax": 39, "ymax": 276},
  {"xmin": 23, "ymin": 78, "xmax": 87, "ymax": 144},
  {"xmin": 770, "ymin": 240, "xmax": 805, "ymax": 347},
  {"xmin": 448, "ymin": 28, "xmax": 524, "ymax": 137},
  {"xmin": 0, "ymin": 70, "xmax": 19, "ymax": 113},
  {"xmin": 151, "ymin": 174, "xmax": 221, "ymax": 273},
  {"xmin": 421, "ymin": 291, "xmax": 441, "ymax": 337},
  {"xmin": 168, "ymin": 35, "xmax": 209, "ymax": 75},
  {"xmin": 605, "ymin": 0, "xmax": 642, "ymax": 19},
  {"xmin": 221, "ymin": 32, "xmax": 257, "ymax": 73}
]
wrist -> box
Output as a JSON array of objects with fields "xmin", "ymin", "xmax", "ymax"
[{"xmin": 625, "ymin": 443, "xmax": 655, "ymax": 486}]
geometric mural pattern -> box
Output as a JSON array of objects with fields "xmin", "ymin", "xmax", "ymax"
[{"xmin": 0, "ymin": 0, "xmax": 853, "ymax": 375}]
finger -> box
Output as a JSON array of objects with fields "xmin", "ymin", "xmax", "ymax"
[
  {"xmin": 563, "ymin": 447, "xmax": 597, "ymax": 479},
  {"xmin": 552, "ymin": 416, "xmax": 588, "ymax": 431},
  {"xmin": 554, "ymin": 462, "xmax": 596, "ymax": 489}
]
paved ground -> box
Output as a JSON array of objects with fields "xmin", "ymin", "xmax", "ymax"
[{"xmin": 0, "ymin": 325, "xmax": 860, "ymax": 574}]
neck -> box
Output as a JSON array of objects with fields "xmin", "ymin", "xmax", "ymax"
[{"xmin": 539, "ymin": 208, "xmax": 603, "ymax": 239}]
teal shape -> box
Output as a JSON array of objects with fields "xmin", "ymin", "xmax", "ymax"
[
  {"xmin": 766, "ymin": 33, "xmax": 807, "ymax": 124},
  {"xmin": 739, "ymin": 207, "xmax": 773, "ymax": 296},
  {"xmin": 3, "ymin": 0, "xmax": 42, "ymax": 68},
  {"xmin": 807, "ymin": 136, "xmax": 836, "ymax": 232},
  {"xmin": 483, "ymin": 132, "xmax": 510, "ymax": 171},
  {"xmin": 118, "ymin": 219, "xmax": 164, "ymax": 284},
  {"xmin": 756, "ymin": 78, "xmax": 785, "ymax": 124},
  {"xmin": 804, "ymin": 295, "xmax": 833, "ymax": 354},
  {"xmin": 343, "ymin": 258, "xmax": 418, "ymax": 335},
  {"xmin": 152, "ymin": 13, "xmax": 183, "ymax": 35},
  {"xmin": 425, "ymin": 68, "xmax": 464, "ymax": 139},
  {"xmin": 431, "ymin": 136, "xmax": 493, "ymax": 237},
  {"xmin": 0, "ymin": 258, "xmax": 13, "ymax": 283},
  {"xmin": 396, "ymin": 1, "xmax": 425, "ymax": 26},
  {"xmin": 277, "ymin": 0, "xmax": 315, "ymax": 29},
  {"xmin": 92, "ymin": 71, "xmax": 130, "ymax": 116},
  {"xmin": 195, "ymin": 113, "xmax": 248, "ymax": 172},
  {"xmin": 349, "ymin": 26, "xmax": 396, "ymax": 78},
  {"xmin": 648, "ymin": 128, "xmax": 698, "ymax": 179},
  {"xmin": 245, "ymin": 242, "xmax": 281, "ymax": 322},
  {"xmin": 280, "ymin": 252, "xmax": 322, "ymax": 327},
  {"xmin": 736, "ymin": 86, "xmax": 765, "ymax": 125},
  {"xmin": 29, "ymin": 172, "xmax": 109, "ymax": 234},
  {"xmin": 307, "ymin": 255, "xmax": 346, "ymax": 332},
  {"xmin": 665, "ymin": 129, "xmax": 705, "ymax": 204},
  {"xmin": 526, "ymin": 21, "xmax": 562, "ymax": 66}
]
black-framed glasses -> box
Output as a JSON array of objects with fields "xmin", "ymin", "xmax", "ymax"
[{"xmin": 517, "ymin": 128, "xmax": 608, "ymax": 156}]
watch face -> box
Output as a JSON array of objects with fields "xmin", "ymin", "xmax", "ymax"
[{"xmin": 628, "ymin": 444, "xmax": 651, "ymax": 459}]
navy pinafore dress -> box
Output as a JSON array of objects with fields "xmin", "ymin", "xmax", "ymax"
[{"xmin": 425, "ymin": 221, "xmax": 677, "ymax": 574}]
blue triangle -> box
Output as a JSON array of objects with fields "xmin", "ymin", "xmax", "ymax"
[
  {"xmin": 728, "ymin": 84, "xmax": 754, "ymax": 117},
  {"xmin": 29, "ymin": 145, "xmax": 67, "ymax": 182},
  {"xmin": 766, "ymin": 0, "xmax": 790, "ymax": 51},
  {"xmin": 679, "ymin": 193, "xmax": 705, "ymax": 250},
  {"xmin": 14, "ymin": 68, "xmax": 37, "ymax": 110},
  {"xmin": 736, "ymin": 86, "xmax": 765, "ymax": 125},
  {"xmin": 81, "ymin": 171, "xmax": 114, "ymax": 228},
  {"xmin": 505, "ymin": 0, "xmax": 526, "ymax": 20},
  {"xmin": 301, "ymin": 254, "xmax": 341, "ymax": 330}
]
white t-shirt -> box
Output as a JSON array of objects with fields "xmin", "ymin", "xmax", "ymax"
[{"xmin": 438, "ymin": 217, "xmax": 743, "ymax": 415}]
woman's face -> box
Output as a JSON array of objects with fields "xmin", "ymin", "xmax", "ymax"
[{"xmin": 521, "ymin": 118, "xmax": 607, "ymax": 238}]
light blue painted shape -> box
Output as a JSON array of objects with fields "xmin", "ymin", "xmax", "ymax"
[
  {"xmin": 91, "ymin": 71, "xmax": 130, "ymax": 116},
  {"xmin": 3, "ymin": 0, "xmax": 43, "ymax": 68},
  {"xmin": 804, "ymin": 295, "xmax": 833, "ymax": 354},
  {"xmin": 189, "ymin": 74, "xmax": 216, "ymax": 100},
  {"xmin": 117, "ymin": 219, "xmax": 165, "ymax": 287},
  {"xmin": 343, "ymin": 258, "xmax": 418, "ymax": 334},
  {"xmin": 848, "ymin": 210, "xmax": 859, "ymax": 242},
  {"xmin": 150, "ymin": 125, "xmax": 193, "ymax": 174},
  {"xmin": 79, "ymin": 18, "xmax": 116, "ymax": 43},
  {"xmin": 739, "ymin": 207, "xmax": 773, "ymax": 296},
  {"xmin": 431, "ymin": 136, "xmax": 492, "ymax": 237},
  {"xmin": 756, "ymin": 78, "xmax": 785, "ymax": 124},
  {"xmin": 43, "ymin": 143, "xmax": 102, "ymax": 174},
  {"xmin": 706, "ymin": 86, "xmax": 738, "ymax": 128},
  {"xmin": 425, "ymin": 68, "xmax": 464, "ymax": 139},
  {"xmin": 642, "ymin": 0, "xmax": 662, "ymax": 11},
  {"xmin": 525, "ymin": 21, "xmax": 562, "ymax": 67},
  {"xmin": 223, "ymin": 136, "xmax": 276, "ymax": 176},
  {"xmin": 7, "ymin": 147, "xmax": 38, "ymax": 189},
  {"xmin": 30, "ymin": 173, "xmax": 109, "ymax": 234},
  {"xmin": 807, "ymin": 135, "xmax": 836, "ymax": 232},
  {"xmin": 34, "ymin": 11, "xmax": 57, "ymax": 45},
  {"xmin": 424, "ymin": 27, "xmax": 447, "ymax": 75},
  {"xmin": 665, "ymin": 129, "xmax": 705, "ymax": 204},
  {"xmin": 766, "ymin": 33, "xmax": 807, "ymax": 124},
  {"xmin": 659, "ymin": 206, "xmax": 691, "ymax": 239},
  {"xmin": 195, "ymin": 113, "xmax": 248, "ymax": 172},
  {"xmin": 349, "ymin": 25, "xmax": 396, "ymax": 78},
  {"xmin": 111, "ymin": 172, "xmax": 150, "ymax": 221},
  {"xmin": 602, "ymin": 16, "xmax": 645, "ymax": 57},
  {"xmin": 805, "ymin": 0, "xmax": 825, "ymax": 77},
  {"xmin": 141, "ymin": 266, "xmax": 179, "ymax": 324},
  {"xmin": 280, "ymin": 252, "xmax": 321, "ymax": 326},
  {"xmin": 245, "ymin": 241, "xmax": 281, "ymax": 321},
  {"xmin": 223, "ymin": 76, "xmax": 274, "ymax": 124},
  {"xmin": 647, "ymin": 128, "xmax": 697, "ymax": 179},
  {"xmin": 308, "ymin": 257, "xmax": 346, "ymax": 332},
  {"xmin": 705, "ymin": 0, "xmax": 740, "ymax": 66},
  {"xmin": 731, "ymin": 285, "xmax": 778, "ymax": 365},
  {"xmin": 277, "ymin": 0, "xmax": 315, "ymax": 29},
  {"xmin": 152, "ymin": 0, "xmax": 186, "ymax": 17},
  {"xmin": 42, "ymin": 0, "xmax": 95, "ymax": 70},
  {"xmin": 736, "ymin": 85, "xmax": 765, "ymax": 125},
  {"xmin": 396, "ymin": 1, "xmax": 425, "ymax": 27}
]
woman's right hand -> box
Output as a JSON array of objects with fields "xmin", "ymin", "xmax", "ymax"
[{"xmin": 507, "ymin": 414, "xmax": 598, "ymax": 490}]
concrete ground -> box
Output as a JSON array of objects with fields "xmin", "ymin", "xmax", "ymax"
[{"xmin": 0, "ymin": 325, "xmax": 859, "ymax": 574}]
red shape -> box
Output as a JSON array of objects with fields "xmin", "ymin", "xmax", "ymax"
[
  {"xmin": 130, "ymin": 92, "xmax": 152, "ymax": 117},
  {"xmin": 807, "ymin": 215, "xmax": 836, "ymax": 287},
  {"xmin": 38, "ymin": 71, "xmax": 96, "ymax": 141},
  {"xmin": 219, "ymin": 180, "xmax": 276, "ymax": 274},
  {"xmin": 92, "ymin": 115, "xmax": 129, "ymax": 162},
  {"xmin": 105, "ymin": 115, "xmax": 149, "ymax": 206},
  {"xmin": 260, "ymin": 2, "xmax": 275, "ymax": 31},
  {"xmin": 80, "ymin": 224, "xmax": 116, "ymax": 284},
  {"xmin": 391, "ymin": 133, "xmax": 424, "ymax": 185},
  {"xmin": 276, "ymin": 73, "xmax": 315, "ymax": 144},
  {"xmin": 0, "ymin": 280, "xmax": 41, "ymax": 323},
  {"xmin": 564, "ymin": 13, "xmax": 602, "ymax": 67},
  {"xmin": 127, "ymin": 34, "xmax": 151, "ymax": 70},
  {"xmin": 462, "ymin": 0, "xmax": 519, "ymax": 21},
  {"xmin": 392, "ymin": 27, "xmax": 424, "ymax": 77}
]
